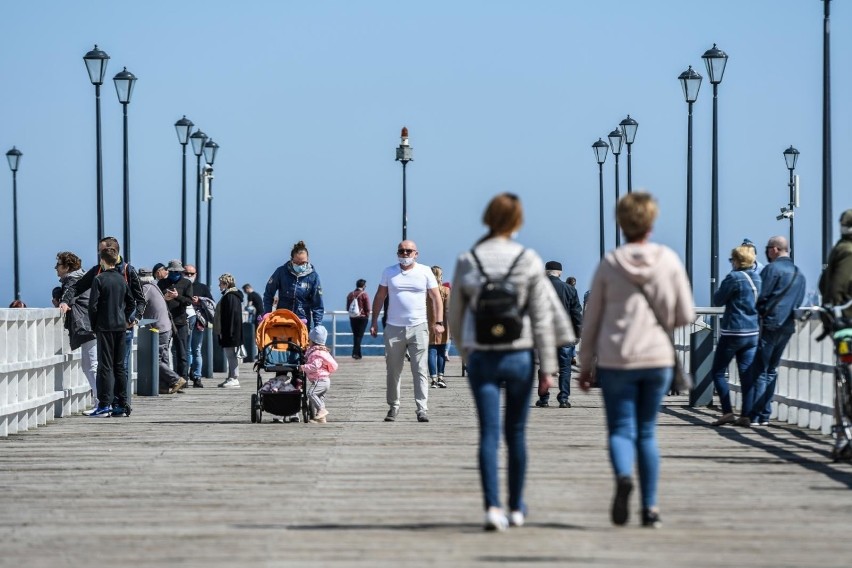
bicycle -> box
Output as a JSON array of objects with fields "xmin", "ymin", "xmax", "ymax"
[{"xmin": 802, "ymin": 297, "xmax": 852, "ymax": 462}]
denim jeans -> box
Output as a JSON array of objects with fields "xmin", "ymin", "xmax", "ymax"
[
  {"xmin": 428, "ymin": 344, "xmax": 448, "ymax": 377},
  {"xmin": 745, "ymin": 327, "xmax": 794, "ymax": 422},
  {"xmin": 539, "ymin": 346, "xmax": 572, "ymax": 404},
  {"xmin": 188, "ymin": 315, "xmax": 203, "ymax": 379},
  {"xmin": 710, "ymin": 334, "xmax": 758, "ymax": 414},
  {"xmin": 597, "ymin": 366, "xmax": 672, "ymax": 510},
  {"xmin": 467, "ymin": 349, "xmax": 534, "ymax": 512}
]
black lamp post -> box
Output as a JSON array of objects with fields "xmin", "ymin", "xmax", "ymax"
[
  {"xmin": 679, "ymin": 65, "xmax": 702, "ymax": 285},
  {"xmin": 593, "ymin": 139, "xmax": 609, "ymax": 259},
  {"xmin": 83, "ymin": 44, "xmax": 110, "ymax": 241},
  {"xmin": 190, "ymin": 129, "xmax": 207, "ymax": 282},
  {"xmin": 395, "ymin": 127, "xmax": 413, "ymax": 240},
  {"xmin": 619, "ymin": 115, "xmax": 638, "ymax": 193},
  {"xmin": 608, "ymin": 127, "xmax": 624, "ymax": 247},
  {"xmin": 782, "ymin": 145, "xmax": 800, "ymax": 262},
  {"xmin": 174, "ymin": 116, "xmax": 194, "ymax": 264},
  {"xmin": 6, "ymin": 147, "xmax": 22, "ymax": 300},
  {"xmin": 113, "ymin": 67, "xmax": 137, "ymax": 263},
  {"xmin": 203, "ymin": 139, "xmax": 219, "ymax": 288},
  {"xmin": 702, "ymin": 43, "xmax": 728, "ymax": 299},
  {"xmin": 822, "ymin": 0, "xmax": 832, "ymax": 266}
]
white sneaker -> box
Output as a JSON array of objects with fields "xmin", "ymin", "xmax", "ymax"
[
  {"xmin": 509, "ymin": 511, "xmax": 525, "ymax": 527},
  {"xmin": 484, "ymin": 507, "xmax": 508, "ymax": 532},
  {"xmin": 218, "ymin": 378, "xmax": 240, "ymax": 388}
]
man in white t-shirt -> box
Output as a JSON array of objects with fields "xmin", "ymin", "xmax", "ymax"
[{"xmin": 370, "ymin": 240, "xmax": 444, "ymax": 423}]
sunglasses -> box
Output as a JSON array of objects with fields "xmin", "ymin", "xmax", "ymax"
[
  {"xmin": 397, "ymin": 248, "xmax": 417, "ymax": 255},
  {"xmin": 183, "ymin": 271, "xmax": 196, "ymax": 276}
]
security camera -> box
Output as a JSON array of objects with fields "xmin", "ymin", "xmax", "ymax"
[{"xmin": 203, "ymin": 165, "xmax": 214, "ymax": 174}]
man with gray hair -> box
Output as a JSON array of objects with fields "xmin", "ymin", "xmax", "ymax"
[{"xmin": 138, "ymin": 267, "xmax": 186, "ymax": 394}]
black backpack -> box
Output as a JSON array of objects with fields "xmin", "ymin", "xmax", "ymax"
[{"xmin": 469, "ymin": 248, "xmax": 526, "ymax": 344}]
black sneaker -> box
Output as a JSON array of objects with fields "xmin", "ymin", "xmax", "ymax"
[
  {"xmin": 192, "ymin": 378, "xmax": 204, "ymax": 388},
  {"xmin": 559, "ymin": 401, "xmax": 572, "ymax": 408},
  {"xmin": 641, "ymin": 509, "xmax": 662, "ymax": 528},
  {"xmin": 416, "ymin": 410, "xmax": 430, "ymax": 423},
  {"xmin": 535, "ymin": 400, "xmax": 549, "ymax": 408},
  {"xmin": 436, "ymin": 378, "xmax": 447, "ymax": 388},
  {"xmin": 611, "ymin": 476, "xmax": 633, "ymax": 526},
  {"xmin": 384, "ymin": 407, "xmax": 399, "ymax": 422},
  {"xmin": 110, "ymin": 405, "xmax": 130, "ymax": 417}
]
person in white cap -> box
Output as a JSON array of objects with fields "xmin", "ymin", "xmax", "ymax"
[{"xmin": 299, "ymin": 325, "xmax": 338, "ymax": 423}]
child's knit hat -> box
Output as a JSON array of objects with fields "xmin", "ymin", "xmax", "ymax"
[{"xmin": 309, "ymin": 325, "xmax": 328, "ymax": 346}]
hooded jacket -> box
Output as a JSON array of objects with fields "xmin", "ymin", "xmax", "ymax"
[
  {"xmin": 60, "ymin": 268, "xmax": 95, "ymax": 349},
  {"xmin": 580, "ymin": 243, "xmax": 695, "ymax": 371},
  {"xmin": 263, "ymin": 261, "xmax": 324, "ymax": 329},
  {"xmin": 62, "ymin": 257, "xmax": 147, "ymax": 322},
  {"xmin": 819, "ymin": 235, "xmax": 852, "ymax": 319},
  {"xmin": 215, "ymin": 288, "xmax": 244, "ymax": 348}
]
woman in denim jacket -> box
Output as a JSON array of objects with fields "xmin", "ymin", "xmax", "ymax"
[{"xmin": 710, "ymin": 245, "xmax": 762, "ymax": 426}]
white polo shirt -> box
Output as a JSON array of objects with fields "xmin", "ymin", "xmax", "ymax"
[{"xmin": 380, "ymin": 263, "xmax": 439, "ymax": 327}]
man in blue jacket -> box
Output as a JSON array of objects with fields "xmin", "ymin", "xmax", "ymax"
[{"xmin": 740, "ymin": 236, "xmax": 806, "ymax": 427}]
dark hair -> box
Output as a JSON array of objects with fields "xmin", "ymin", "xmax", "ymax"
[
  {"xmin": 481, "ymin": 193, "xmax": 523, "ymax": 241},
  {"xmin": 356, "ymin": 279, "xmax": 366, "ymax": 288},
  {"xmin": 56, "ymin": 251, "xmax": 82, "ymax": 271},
  {"xmin": 99, "ymin": 236, "xmax": 120, "ymax": 253},
  {"xmin": 52, "ymin": 287, "xmax": 63, "ymax": 300},
  {"xmin": 9, "ymin": 300, "xmax": 26, "ymax": 308},
  {"xmin": 99, "ymin": 247, "xmax": 119, "ymax": 265},
  {"xmin": 290, "ymin": 240, "xmax": 309, "ymax": 259},
  {"xmin": 566, "ymin": 276, "xmax": 577, "ymax": 286},
  {"xmin": 242, "ymin": 283, "xmax": 252, "ymax": 291}
]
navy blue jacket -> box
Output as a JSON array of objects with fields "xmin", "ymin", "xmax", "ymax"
[
  {"xmin": 757, "ymin": 256, "xmax": 807, "ymax": 332},
  {"xmin": 713, "ymin": 268, "xmax": 761, "ymax": 335},
  {"xmin": 263, "ymin": 262, "xmax": 324, "ymax": 329}
]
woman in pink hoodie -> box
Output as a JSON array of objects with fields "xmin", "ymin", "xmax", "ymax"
[
  {"xmin": 579, "ymin": 192, "xmax": 695, "ymax": 529},
  {"xmin": 300, "ymin": 325, "xmax": 338, "ymax": 423}
]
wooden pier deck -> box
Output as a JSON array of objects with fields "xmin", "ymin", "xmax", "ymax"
[{"xmin": 1, "ymin": 357, "xmax": 851, "ymax": 567}]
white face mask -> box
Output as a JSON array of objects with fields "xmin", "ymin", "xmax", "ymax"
[{"xmin": 398, "ymin": 256, "xmax": 416, "ymax": 267}]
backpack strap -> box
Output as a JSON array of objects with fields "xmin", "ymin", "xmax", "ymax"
[{"xmin": 470, "ymin": 247, "xmax": 526, "ymax": 282}]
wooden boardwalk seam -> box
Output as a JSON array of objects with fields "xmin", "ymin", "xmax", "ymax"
[{"xmin": 1, "ymin": 357, "xmax": 851, "ymax": 568}]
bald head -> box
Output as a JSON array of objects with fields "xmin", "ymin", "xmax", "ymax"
[
  {"xmin": 397, "ymin": 240, "xmax": 419, "ymax": 269},
  {"xmin": 766, "ymin": 235, "xmax": 790, "ymax": 262}
]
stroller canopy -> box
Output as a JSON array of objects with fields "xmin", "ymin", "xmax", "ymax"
[{"xmin": 256, "ymin": 309, "xmax": 309, "ymax": 352}]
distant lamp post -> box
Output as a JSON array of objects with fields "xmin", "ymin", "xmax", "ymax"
[
  {"xmin": 203, "ymin": 139, "xmax": 219, "ymax": 288},
  {"xmin": 83, "ymin": 44, "xmax": 110, "ymax": 241},
  {"xmin": 822, "ymin": 0, "xmax": 832, "ymax": 266},
  {"xmin": 395, "ymin": 127, "xmax": 413, "ymax": 240},
  {"xmin": 190, "ymin": 129, "xmax": 207, "ymax": 282},
  {"xmin": 780, "ymin": 145, "xmax": 800, "ymax": 262},
  {"xmin": 6, "ymin": 147, "xmax": 22, "ymax": 300},
  {"xmin": 678, "ymin": 65, "xmax": 702, "ymax": 284},
  {"xmin": 113, "ymin": 67, "xmax": 137, "ymax": 263},
  {"xmin": 174, "ymin": 116, "xmax": 194, "ymax": 264},
  {"xmin": 608, "ymin": 127, "xmax": 624, "ymax": 247},
  {"xmin": 592, "ymin": 138, "xmax": 609, "ymax": 259},
  {"xmin": 619, "ymin": 115, "xmax": 639, "ymax": 193},
  {"xmin": 702, "ymin": 43, "xmax": 728, "ymax": 299}
]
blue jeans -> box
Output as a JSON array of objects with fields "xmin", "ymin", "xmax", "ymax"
[
  {"xmin": 188, "ymin": 315, "xmax": 203, "ymax": 379},
  {"xmin": 710, "ymin": 334, "xmax": 758, "ymax": 414},
  {"xmin": 467, "ymin": 350, "xmax": 534, "ymax": 512},
  {"xmin": 428, "ymin": 344, "xmax": 447, "ymax": 377},
  {"xmin": 744, "ymin": 327, "xmax": 794, "ymax": 422},
  {"xmin": 539, "ymin": 346, "xmax": 572, "ymax": 404},
  {"xmin": 597, "ymin": 366, "xmax": 672, "ymax": 510}
]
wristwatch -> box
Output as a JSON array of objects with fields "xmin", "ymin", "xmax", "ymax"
[{"xmin": 435, "ymin": 321, "xmax": 445, "ymax": 326}]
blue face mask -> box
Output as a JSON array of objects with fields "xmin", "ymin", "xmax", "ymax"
[
  {"xmin": 168, "ymin": 271, "xmax": 182, "ymax": 283},
  {"xmin": 292, "ymin": 263, "xmax": 308, "ymax": 274}
]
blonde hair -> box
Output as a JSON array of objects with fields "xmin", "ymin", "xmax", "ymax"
[
  {"xmin": 617, "ymin": 192, "xmax": 658, "ymax": 242},
  {"xmin": 730, "ymin": 245, "xmax": 755, "ymax": 270},
  {"xmin": 431, "ymin": 266, "xmax": 443, "ymax": 282},
  {"xmin": 219, "ymin": 273, "xmax": 236, "ymax": 288}
]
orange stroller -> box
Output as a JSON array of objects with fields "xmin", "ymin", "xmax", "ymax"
[{"xmin": 251, "ymin": 309, "xmax": 310, "ymax": 424}]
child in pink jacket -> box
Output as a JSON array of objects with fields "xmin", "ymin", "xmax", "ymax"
[{"xmin": 300, "ymin": 326, "xmax": 338, "ymax": 423}]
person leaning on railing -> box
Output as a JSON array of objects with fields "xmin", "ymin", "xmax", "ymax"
[{"xmin": 819, "ymin": 209, "xmax": 852, "ymax": 319}]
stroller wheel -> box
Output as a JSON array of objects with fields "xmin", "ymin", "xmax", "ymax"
[{"xmin": 251, "ymin": 393, "xmax": 261, "ymax": 424}]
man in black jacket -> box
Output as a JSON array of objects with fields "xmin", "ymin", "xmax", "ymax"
[
  {"xmin": 158, "ymin": 259, "xmax": 195, "ymax": 386},
  {"xmin": 536, "ymin": 261, "xmax": 583, "ymax": 409},
  {"xmin": 242, "ymin": 283, "xmax": 264, "ymax": 323}
]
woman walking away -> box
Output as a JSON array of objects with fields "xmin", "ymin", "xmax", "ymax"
[
  {"xmin": 215, "ymin": 273, "xmax": 244, "ymax": 388},
  {"xmin": 427, "ymin": 266, "xmax": 451, "ymax": 388},
  {"xmin": 579, "ymin": 192, "xmax": 694, "ymax": 529},
  {"xmin": 710, "ymin": 245, "xmax": 762, "ymax": 426},
  {"xmin": 449, "ymin": 193, "xmax": 574, "ymax": 532},
  {"xmin": 300, "ymin": 325, "xmax": 338, "ymax": 423}
]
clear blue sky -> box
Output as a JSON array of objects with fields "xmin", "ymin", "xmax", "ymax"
[{"xmin": 0, "ymin": 0, "xmax": 848, "ymax": 310}]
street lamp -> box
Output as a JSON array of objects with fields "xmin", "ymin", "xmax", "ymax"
[
  {"xmin": 822, "ymin": 0, "xmax": 832, "ymax": 266},
  {"xmin": 113, "ymin": 67, "xmax": 137, "ymax": 263},
  {"xmin": 203, "ymin": 139, "xmax": 219, "ymax": 288},
  {"xmin": 781, "ymin": 145, "xmax": 800, "ymax": 262},
  {"xmin": 395, "ymin": 126, "xmax": 413, "ymax": 240},
  {"xmin": 592, "ymin": 138, "xmax": 609, "ymax": 259},
  {"xmin": 6, "ymin": 147, "xmax": 22, "ymax": 300},
  {"xmin": 702, "ymin": 43, "xmax": 728, "ymax": 299},
  {"xmin": 608, "ymin": 127, "xmax": 624, "ymax": 247},
  {"xmin": 174, "ymin": 115, "xmax": 194, "ymax": 264},
  {"xmin": 679, "ymin": 65, "xmax": 702, "ymax": 285},
  {"xmin": 190, "ymin": 129, "xmax": 207, "ymax": 282},
  {"xmin": 83, "ymin": 44, "xmax": 110, "ymax": 241},
  {"xmin": 619, "ymin": 115, "xmax": 638, "ymax": 193}
]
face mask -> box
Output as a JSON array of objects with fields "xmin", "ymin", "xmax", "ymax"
[
  {"xmin": 292, "ymin": 263, "xmax": 308, "ymax": 274},
  {"xmin": 168, "ymin": 271, "xmax": 182, "ymax": 283},
  {"xmin": 398, "ymin": 256, "xmax": 415, "ymax": 267}
]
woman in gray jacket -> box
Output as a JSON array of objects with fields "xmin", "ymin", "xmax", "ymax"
[{"xmin": 449, "ymin": 193, "xmax": 574, "ymax": 532}]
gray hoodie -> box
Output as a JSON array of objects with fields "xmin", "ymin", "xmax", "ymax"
[{"xmin": 580, "ymin": 242, "xmax": 695, "ymax": 371}]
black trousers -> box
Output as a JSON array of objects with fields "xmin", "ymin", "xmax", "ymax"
[
  {"xmin": 350, "ymin": 317, "xmax": 368, "ymax": 358},
  {"xmin": 96, "ymin": 330, "xmax": 128, "ymax": 407},
  {"xmin": 158, "ymin": 331, "xmax": 182, "ymax": 388},
  {"xmin": 171, "ymin": 323, "xmax": 190, "ymax": 378}
]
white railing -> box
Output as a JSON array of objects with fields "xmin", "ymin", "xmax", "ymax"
[
  {"xmin": 0, "ymin": 308, "xmax": 138, "ymax": 437},
  {"xmin": 675, "ymin": 307, "xmax": 837, "ymax": 434},
  {"xmin": 326, "ymin": 310, "xmax": 385, "ymax": 357}
]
